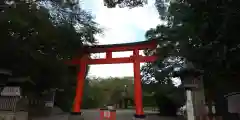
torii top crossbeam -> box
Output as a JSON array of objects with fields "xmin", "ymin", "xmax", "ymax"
[
  {"xmin": 83, "ymin": 40, "xmax": 157, "ymax": 53},
  {"xmin": 70, "ymin": 40, "xmax": 157, "ymax": 65}
]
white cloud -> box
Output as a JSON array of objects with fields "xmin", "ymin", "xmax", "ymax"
[{"xmin": 81, "ymin": 0, "xmax": 162, "ymax": 78}]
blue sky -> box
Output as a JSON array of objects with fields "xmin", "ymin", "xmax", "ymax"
[{"xmin": 80, "ymin": 0, "xmax": 163, "ymax": 78}]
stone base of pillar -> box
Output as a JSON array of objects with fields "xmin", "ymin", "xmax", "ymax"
[
  {"xmin": 133, "ymin": 114, "xmax": 146, "ymax": 120},
  {"xmin": 68, "ymin": 112, "xmax": 84, "ymax": 120}
]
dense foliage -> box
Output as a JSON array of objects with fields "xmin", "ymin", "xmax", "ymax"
[
  {"xmin": 147, "ymin": 0, "xmax": 240, "ymax": 116},
  {"xmin": 0, "ymin": 0, "xmax": 101, "ymax": 111}
]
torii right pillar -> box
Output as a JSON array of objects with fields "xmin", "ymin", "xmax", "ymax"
[{"xmin": 133, "ymin": 49, "xmax": 146, "ymax": 120}]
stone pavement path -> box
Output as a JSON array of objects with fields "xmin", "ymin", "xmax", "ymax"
[{"xmin": 32, "ymin": 109, "xmax": 179, "ymax": 120}]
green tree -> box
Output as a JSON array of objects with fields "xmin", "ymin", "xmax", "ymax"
[
  {"xmin": 0, "ymin": 0, "xmax": 101, "ymax": 111},
  {"xmin": 148, "ymin": 0, "xmax": 240, "ymax": 116},
  {"xmin": 84, "ymin": 77, "xmax": 134, "ymax": 108}
]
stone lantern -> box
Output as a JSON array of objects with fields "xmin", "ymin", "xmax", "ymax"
[
  {"xmin": 175, "ymin": 68, "xmax": 203, "ymax": 89},
  {"xmin": 173, "ymin": 66, "xmax": 203, "ymax": 120}
]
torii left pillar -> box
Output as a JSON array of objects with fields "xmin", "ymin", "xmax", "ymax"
[{"xmin": 69, "ymin": 55, "xmax": 87, "ymax": 120}]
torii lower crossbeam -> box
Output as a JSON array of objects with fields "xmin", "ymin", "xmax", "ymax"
[{"xmin": 70, "ymin": 56, "xmax": 156, "ymax": 64}]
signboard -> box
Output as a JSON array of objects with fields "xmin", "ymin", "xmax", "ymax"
[
  {"xmin": 226, "ymin": 92, "xmax": 240, "ymax": 113},
  {"xmin": 103, "ymin": 111, "xmax": 110, "ymax": 118},
  {"xmin": 0, "ymin": 87, "xmax": 21, "ymax": 96}
]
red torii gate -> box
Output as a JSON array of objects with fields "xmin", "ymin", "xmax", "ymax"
[{"xmin": 68, "ymin": 40, "xmax": 157, "ymax": 119}]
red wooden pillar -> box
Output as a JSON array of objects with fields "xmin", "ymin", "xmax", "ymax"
[
  {"xmin": 133, "ymin": 49, "xmax": 145, "ymax": 117},
  {"xmin": 73, "ymin": 55, "xmax": 88, "ymax": 113}
]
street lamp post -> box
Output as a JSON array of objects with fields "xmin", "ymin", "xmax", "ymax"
[{"xmin": 123, "ymin": 85, "xmax": 128, "ymax": 109}]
